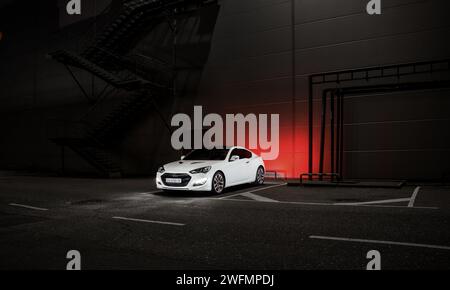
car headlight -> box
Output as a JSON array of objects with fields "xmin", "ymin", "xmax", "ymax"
[
  {"xmin": 189, "ymin": 166, "xmax": 211, "ymax": 174},
  {"xmin": 158, "ymin": 166, "xmax": 165, "ymax": 174}
]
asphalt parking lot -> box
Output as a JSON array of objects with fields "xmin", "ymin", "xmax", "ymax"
[{"xmin": 0, "ymin": 175, "xmax": 449, "ymax": 270}]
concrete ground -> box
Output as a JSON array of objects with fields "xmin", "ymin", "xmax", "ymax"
[{"xmin": 0, "ymin": 175, "xmax": 449, "ymax": 270}]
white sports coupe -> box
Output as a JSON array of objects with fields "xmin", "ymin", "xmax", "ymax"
[{"xmin": 156, "ymin": 146, "xmax": 265, "ymax": 194}]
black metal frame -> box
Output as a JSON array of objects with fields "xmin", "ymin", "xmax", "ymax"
[
  {"xmin": 306, "ymin": 59, "xmax": 450, "ymax": 181},
  {"xmin": 64, "ymin": 65, "xmax": 95, "ymax": 103}
]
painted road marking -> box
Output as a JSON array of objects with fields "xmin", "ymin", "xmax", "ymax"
[
  {"xmin": 310, "ymin": 235, "xmax": 450, "ymax": 250},
  {"xmin": 219, "ymin": 183, "xmax": 287, "ymax": 199},
  {"xmin": 112, "ymin": 216, "xmax": 185, "ymax": 226},
  {"xmin": 210, "ymin": 198, "xmax": 438, "ymax": 209},
  {"xmin": 140, "ymin": 190, "xmax": 164, "ymax": 195},
  {"xmin": 408, "ymin": 186, "xmax": 421, "ymax": 207},
  {"xmin": 240, "ymin": 192, "xmax": 279, "ymax": 202},
  {"xmin": 334, "ymin": 197, "xmax": 411, "ymax": 206},
  {"xmin": 9, "ymin": 203, "xmax": 48, "ymax": 211},
  {"xmin": 264, "ymin": 181, "xmax": 285, "ymax": 185}
]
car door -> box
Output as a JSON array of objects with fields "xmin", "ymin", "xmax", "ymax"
[
  {"xmin": 236, "ymin": 149, "xmax": 255, "ymax": 183},
  {"xmin": 241, "ymin": 149, "xmax": 258, "ymax": 182},
  {"xmin": 225, "ymin": 148, "xmax": 248, "ymax": 185}
]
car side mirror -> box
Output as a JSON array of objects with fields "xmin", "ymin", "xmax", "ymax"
[
  {"xmin": 230, "ymin": 155, "xmax": 240, "ymax": 162},
  {"xmin": 180, "ymin": 155, "xmax": 185, "ymax": 160}
]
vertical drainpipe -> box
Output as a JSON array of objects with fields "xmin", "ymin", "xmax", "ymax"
[
  {"xmin": 291, "ymin": 0, "xmax": 296, "ymax": 179},
  {"xmin": 308, "ymin": 76, "xmax": 312, "ymax": 178},
  {"xmin": 173, "ymin": 11, "xmax": 178, "ymax": 100},
  {"xmin": 92, "ymin": 0, "xmax": 97, "ymax": 99},
  {"xmin": 32, "ymin": 1, "xmax": 39, "ymax": 172}
]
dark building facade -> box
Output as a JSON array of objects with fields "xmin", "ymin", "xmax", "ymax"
[{"xmin": 1, "ymin": 0, "xmax": 449, "ymax": 181}]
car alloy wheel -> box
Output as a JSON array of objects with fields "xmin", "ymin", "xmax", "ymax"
[
  {"xmin": 255, "ymin": 167, "xmax": 265, "ymax": 185},
  {"xmin": 212, "ymin": 172, "xmax": 225, "ymax": 194}
]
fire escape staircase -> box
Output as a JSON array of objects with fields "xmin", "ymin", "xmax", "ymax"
[{"xmin": 49, "ymin": 0, "xmax": 217, "ymax": 178}]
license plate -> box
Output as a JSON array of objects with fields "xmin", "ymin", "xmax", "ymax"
[{"xmin": 166, "ymin": 178, "xmax": 182, "ymax": 184}]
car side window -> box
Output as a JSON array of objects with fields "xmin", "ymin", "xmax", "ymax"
[
  {"xmin": 229, "ymin": 149, "xmax": 240, "ymax": 161},
  {"xmin": 237, "ymin": 149, "xmax": 251, "ymax": 159},
  {"xmin": 242, "ymin": 149, "xmax": 252, "ymax": 159},
  {"xmin": 229, "ymin": 149, "xmax": 252, "ymax": 161}
]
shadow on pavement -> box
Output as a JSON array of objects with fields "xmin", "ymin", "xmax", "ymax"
[{"xmin": 154, "ymin": 183, "xmax": 266, "ymax": 198}]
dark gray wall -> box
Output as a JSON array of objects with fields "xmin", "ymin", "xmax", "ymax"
[
  {"xmin": 0, "ymin": 0, "xmax": 214, "ymax": 176},
  {"xmin": 197, "ymin": 0, "xmax": 450, "ymax": 180},
  {"xmin": 1, "ymin": 0, "xmax": 449, "ymax": 180}
]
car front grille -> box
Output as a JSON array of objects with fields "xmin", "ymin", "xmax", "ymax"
[{"xmin": 161, "ymin": 173, "xmax": 191, "ymax": 187}]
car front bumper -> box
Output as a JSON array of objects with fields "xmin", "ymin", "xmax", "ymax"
[{"xmin": 156, "ymin": 172, "xmax": 213, "ymax": 191}]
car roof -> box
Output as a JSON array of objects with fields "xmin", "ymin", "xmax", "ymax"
[
  {"xmin": 190, "ymin": 146, "xmax": 249, "ymax": 150},
  {"xmin": 228, "ymin": 146, "xmax": 251, "ymax": 151}
]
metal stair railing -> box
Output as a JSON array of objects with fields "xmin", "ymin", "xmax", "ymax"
[{"xmin": 83, "ymin": 0, "xmax": 217, "ymax": 60}]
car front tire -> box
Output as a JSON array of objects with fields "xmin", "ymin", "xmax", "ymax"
[{"xmin": 212, "ymin": 171, "xmax": 225, "ymax": 194}]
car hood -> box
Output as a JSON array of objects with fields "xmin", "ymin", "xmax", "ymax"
[{"xmin": 163, "ymin": 160, "xmax": 223, "ymax": 173}]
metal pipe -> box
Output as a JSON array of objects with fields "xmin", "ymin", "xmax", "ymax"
[
  {"xmin": 308, "ymin": 76, "xmax": 313, "ymax": 179},
  {"xmin": 291, "ymin": 0, "xmax": 296, "ymax": 179},
  {"xmin": 340, "ymin": 80, "xmax": 450, "ymax": 96},
  {"xmin": 335, "ymin": 90, "xmax": 341, "ymax": 177},
  {"xmin": 309, "ymin": 59, "xmax": 450, "ymax": 82},
  {"xmin": 339, "ymin": 90, "xmax": 344, "ymax": 179},
  {"xmin": 330, "ymin": 90, "xmax": 335, "ymax": 180},
  {"xmin": 318, "ymin": 90, "xmax": 327, "ymax": 179}
]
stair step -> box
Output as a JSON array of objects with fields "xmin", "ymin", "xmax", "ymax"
[
  {"xmin": 86, "ymin": 0, "xmax": 216, "ymax": 57},
  {"xmin": 50, "ymin": 50, "xmax": 145, "ymax": 90}
]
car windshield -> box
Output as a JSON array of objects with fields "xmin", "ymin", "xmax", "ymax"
[{"xmin": 184, "ymin": 149, "xmax": 230, "ymax": 161}]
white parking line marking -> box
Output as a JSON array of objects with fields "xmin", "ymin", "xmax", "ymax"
[
  {"xmin": 9, "ymin": 203, "xmax": 48, "ymax": 211},
  {"xmin": 335, "ymin": 197, "xmax": 411, "ymax": 206},
  {"xmin": 240, "ymin": 192, "xmax": 279, "ymax": 202},
  {"xmin": 219, "ymin": 183, "xmax": 286, "ymax": 199},
  {"xmin": 264, "ymin": 181, "xmax": 285, "ymax": 185},
  {"xmin": 251, "ymin": 183, "xmax": 287, "ymax": 192},
  {"xmin": 210, "ymin": 198, "xmax": 438, "ymax": 209},
  {"xmin": 139, "ymin": 190, "xmax": 163, "ymax": 195},
  {"xmin": 408, "ymin": 186, "xmax": 421, "ymax": 207},
  {"xmin": 112, "ymin": 216, "xmax": 185, "ymax": 226},
  {"xmin": 310, "ymin": 235, "xmax": 450, "ymax": 250}
]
